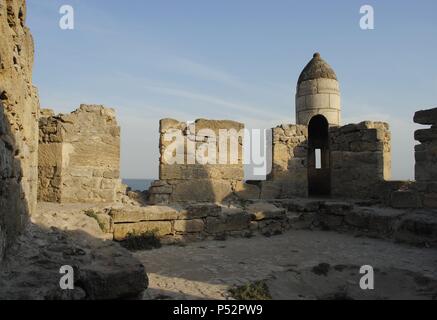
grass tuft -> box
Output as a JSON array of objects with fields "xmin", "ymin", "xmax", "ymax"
[
  {"xmin": 84, "ymin": 209, "xmax": 106, "ymax": 231},
  {"xmin": 229, "ymin": 281, "xmax": 272, "ymax": 300},
  {"xmin": 119, "ymin": 230, "xmax": 162, "ymax": 251}
]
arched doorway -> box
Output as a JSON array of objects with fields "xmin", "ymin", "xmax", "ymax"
[{"xmin": 308, "ymin": 115, "xmax": 331, "ymax": 196}]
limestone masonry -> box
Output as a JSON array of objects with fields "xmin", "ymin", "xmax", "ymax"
[
  {"xmin": 149, "ymin": 118, "xmax": 246, "ymax": 203},
  {"xmin": 267, "ymin": 124, "xmax": 308, "ymax": 198},
  {"xmin": 38, "ymin": 105, "xmax": 124, "ymax": 203},
  {"xmin": 330, "ymin": 121, "xmax": 391, "ymax": 198},
  {"xmin": 0, "ymin": 0, "xmax": 39, "ymax": 261}
]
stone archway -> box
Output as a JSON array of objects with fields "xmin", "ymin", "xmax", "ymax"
[{"xmin": 308, "ymin": 115, "xmax": 331, "ymax": 196}]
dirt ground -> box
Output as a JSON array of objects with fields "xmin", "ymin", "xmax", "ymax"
[{"xmin": 137, "ymin": 230, "xmax": 437, "ymax": 300}]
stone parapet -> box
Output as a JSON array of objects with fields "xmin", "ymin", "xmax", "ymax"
[
  {"xmin": 330, "ymin": 121, "xmax": 391, "ymax": 198},
  {"xmin": 151, "ymin": 118, "xmax": 245, "ymax": 203},
  {"xmin": 266, "ymin": 124, "xmax": 308, "ymax": 198}
]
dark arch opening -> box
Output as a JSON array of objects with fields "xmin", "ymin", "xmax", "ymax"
[{"xmin": 308, "ymin": 115, "xmax": 331, "ymax": 196}]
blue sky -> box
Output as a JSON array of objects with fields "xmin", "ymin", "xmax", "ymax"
[{"xmin": 27, "ymin": 0, "xmax": 437, "ymax": 179}]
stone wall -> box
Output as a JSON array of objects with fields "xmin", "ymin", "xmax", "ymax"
[
  {"xmin": 375, "ymin": 108, "xmax": 437, "ymax": 210},
  {"xmin": 263, "ymin": 124, "xmax": 308, "ymax": 198},
  {"xmin": 412, "ymin": 107, "xmax": 437, "ymax": 208},
  {"xmin": 109, "ymin": 203, "xmax": 288, "ymax": 241},
  {"xmin": 0, "ymin": 0, "xmax": 40, "ymax": 261},
  {"xmin": 414, "ymin": 108, "xmax": 437, "ymax": 182},
  {"xmin": 38, "ymin": 105, "xmax": 123, "ymax": 203},
  {"xmin": 149, "ymin": 118, "xmax": 247, "ymax": 203},
  {"xmin": 100, "ymin": 199, "xmax": 437, "ymax": 248},
  {"xmin": 330, "ymin": 121, "xmax": 391, "ymax": 199}
]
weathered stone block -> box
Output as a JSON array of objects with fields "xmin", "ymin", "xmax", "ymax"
[
  {"xmin": 160, "ymin": 164, "xmax": 244, "ymax": 180},
  {"xmin": 390, "ymin": 190, "xmax": 421, "ymax": 209},
  {"xmin": 174, "ymin": 219, "xmax": 205, "ymax": 233},
  {"xmin": 234, "ymin": 182, "xmax": 260, "ymax": 200},
  {"xmin": 316, "ymin": 78, "xmax": 340, "ymax": 94},
  {"xmin": 171, "ymin": 179, "xmax": 233, "ymax": 202},
  {"xmin": 160, "ymin": 118, "xmax": 185, "ymax": 133},
  {"xmin": 287, "ymin": 199, "xmax": 321, "ymax": 212},
  {"xmin": 414, "ymin": 108, "xmax": 437, "ymax": 126},
  {"xmin": 287, "ymin": 212, "xmax": 315, "ymax": 229},
  {"xmin": 181, "ymin": 203, "xmax": 221, "ymax": 219},
  {"xmin": 320, "ymin": 201, "xmax": 353, "ymax": 216},
  {"xmin": 224, "ymin": 211, "xmax": 252, "ymax": 231},
  {"xmin": 304, "ymin": 93, "xmax": 331, "ymax": 109},
  {"xmin": 415, "ymin": 129, "xmax": 437, "ymax": 143},
  {"xmin": 259, "ymin": 220, "xmax": 283, "ymax": 236},
  {"xmin": 423, "ymin": 193, "xmax": 437, "ymax": 208},
  {"xmin": 110, "ymin": 205, "xmax": 180, "ymax": 223},
  {"xmin": 113, "ymin": 221, "xmax": 173, "ymax": 240},
  {"xmin": 259, "ymin": 181, "xmax": 282, "ymax": 199},
  {"xmin": 205, "ymin": 217, "xmax": 226, "ymax": 234},
  {"xmin": 344, "ymin": 208, "xmax": 371, "ymax": 229},
  {"xmin": 329, "ymin": 93, "xmax": 341, "ymax": 110},
  {"xmin": 95, "ymin": 213, "xmax": 113, "ymax": 233},
  {"xmin": 205, "ymin": 211, "xmax": 251, "ymax": 234},
  {"xmin": 296, "ymin": 79, "xmax": 318, "ymax": 96},
  {"xmin": 149, "ymin": 185, "xmax": 173, "ymax": 194},
  {"xmin": 246, "ymin": 203, "xmax": 286, "ymax": 221}
]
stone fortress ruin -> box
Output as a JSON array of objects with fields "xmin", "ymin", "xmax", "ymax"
[
  {"xmin": 1, "ymin": 0, "xmax": 437, "ymax": 300},
  {"xmin": 31, "ymin": 52, "xmax": 436, "ymax": 247},
  {"xmin": 149, "ymin": 53, "xmax": 391, "ymax": 203}
]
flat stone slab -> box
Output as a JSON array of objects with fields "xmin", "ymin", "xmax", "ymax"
[
  {"xmin": 110, "ymin": 203, "xmax": 223, "ymax": 224},
  {"xmin": 246, "ymin": 203, "xmax": 286, "ymax": 221},
  {"xmin": 110, "ymin": 205, "xmax": 181, "ymax": 223},
  {"xmin": 344, "ymin": 207, "xmax": 406, "ymax": 234},
  {"xmin": 415, "ymin": 128, "xmax": 437, "ymax": 143},
  {"xmin": 181, "ymin": 203, "xmax": 222, "ymax": 219},
  {"xmin": 414, "ymin": 108, "xmax": 437, "ymax": 125},
  {"xmin": 113, "ymin": 221, "xmax": 173, "ymax": 240}
]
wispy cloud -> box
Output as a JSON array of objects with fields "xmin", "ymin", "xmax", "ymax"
[
  {"xmin": 159, "ymin": 56, "xmax": 249, "ymax": 90},
  {"xmin": 140, "ymin": 84, "xmax": 287, "ymax": 120}
]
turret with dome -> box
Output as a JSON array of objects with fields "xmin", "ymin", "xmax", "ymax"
[{"xmin": 295, "ymin": 53, "xmax": 341, "ymax": 126}]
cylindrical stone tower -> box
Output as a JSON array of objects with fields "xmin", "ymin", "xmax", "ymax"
[{"xmin": 295, "ymin": 53, "xmax": 341, "ymax": 126}]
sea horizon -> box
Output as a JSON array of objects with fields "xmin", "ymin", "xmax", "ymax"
[{"xmin": 122, "ymin": 179, "xmax": 154, "ymax": 192}]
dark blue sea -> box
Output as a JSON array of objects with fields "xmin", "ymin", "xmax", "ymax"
[{"xmin": 122, "ymin": 179, "xmax": 154, "ymax": 191}]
